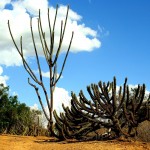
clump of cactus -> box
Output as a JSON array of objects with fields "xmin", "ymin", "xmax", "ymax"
[{"xmin": 53, "ymin": 77, "xmax": 150, "ymax": 140}]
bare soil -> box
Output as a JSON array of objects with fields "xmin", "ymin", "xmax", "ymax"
[{"xmin": 0, "ymin": 134, "xmax": 150, "ymax": 150}]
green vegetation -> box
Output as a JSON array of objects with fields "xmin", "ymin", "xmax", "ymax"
[{"xmin": 0, "ymin": 84, "xmax": 45, "ymax": 136}]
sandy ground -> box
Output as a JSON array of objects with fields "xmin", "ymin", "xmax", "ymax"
[{"xmin": 0, "ymin": 134, "xmax": 150, "ymax": 150}]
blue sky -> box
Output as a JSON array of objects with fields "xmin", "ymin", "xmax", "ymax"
[{"xmin": 0, "ymin": 0, "xmax": 150, "ymax": 111}]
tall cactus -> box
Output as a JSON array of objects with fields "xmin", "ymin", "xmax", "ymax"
[
  {"xmin": 8, "ymin": 5, "xmax": 74, "ymax": 136},
  {"xmin": 54, "ymin": 77, "xmax": 149, "ymax": 140}
]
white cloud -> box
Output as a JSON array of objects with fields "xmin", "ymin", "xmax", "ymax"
[
  {"xmin": 30, "ymin": 86, "xmax": 71, "ymax": 126},
  {"xmin": 0, "ymin": 66, "xmax": 9, "ymax": 86},
  {"xmin": 128, "ymin": 84, "xmax": 150, "ymax": 98},
  {"xmin": 41, "ymin": 71, "xmax": 50, "ymax": 78},
  {"xmin": 53, "ymin": 87, "xmax": 71, "ymax": 113},
  {"xmin": 22, "ymin": 0, "xmax": 48, "ymax": 16},
  {"xmin": 0, "ymin": 0, "xmax": 101, "ymax": 66},
  {"xmin": 116, "ymin": 84, "xmax": 150, "ymax": 98},
  {"xmin": 41, "ymin": 71, "xmax": 63, "ymax": 79},
  {"xmin": 30, "ymin": 103, "xmax": 39, "ymax": 110},
  {"xmin": 34, "ymin": 70, "xmax": 63, "ymax": 79},
  {"xmin": 0, "ymin": 48, "xmax": 22, "ymax": 66},
  {"xmin": 30, "ymin": 103, "xmax": 48, "ymax": 128},
  {"xmin": 31, "ymin": 86, "xmax": 71, "ymax": 114}
]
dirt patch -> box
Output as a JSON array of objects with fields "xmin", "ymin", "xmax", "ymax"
[{"xmin": 0, "ymin": 134, "xmax": 149, "ymax": 150}]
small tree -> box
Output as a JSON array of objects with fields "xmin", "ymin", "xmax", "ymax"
[
  {"xmin": 0, "ymin": 84, "xmax": 31, "ymax": 135},
  {"xmin": 8, "ymin": 5, "xmax": 74, "ymax": 136}
]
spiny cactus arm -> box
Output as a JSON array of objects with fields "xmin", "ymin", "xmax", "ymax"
[
  {"xmin": 117, "ymin": 78, "xmax": 127, "ymax": 111},
  {"xmin": 120, "ymin": 120, "xmax": 127, "ymax": 128},
  {"xmin": 52, "ymin": 5, "xmax": 69, "ymax": 65},
  {"xmin": 38, "ymin": 11, "xmax": 50, "ymax": 65},
  {"xmin": 124, "ymin": 85, "xmax": 130, "ymax": 111},
  {"xmin": 62, "ymin": 124, "xmax": 73, "ymax": 139},
  {"xmin": 60, "ymin": 113, "xmax": 78, "ymax": 128},
  {"xmin": 79, "ymin": 92, "xmax": 96, "ymax": 112},
  {"xmin": 146, "ymin": 96, "xmax": 150, "ymax": 120},
  {"xmin": 53, "ymin": 120, "xmax": 67, "ymax": 140},
  {"xmin": 112, "ymin": 77, "xmax": 117, "ymax": 114},
  {"xmin": 126, "ymin": 85, "xmax": 145, "ymax": 126},
  {"xmin": 91, "ymin": 84, "xmax": 100, "ymax": 100},
  {"xmin": 98, "ymin": 81, "xmax": 111, "ymax": 102},
  {"xmin": 74, "ymin": 97, "xmax": 95, "ymax": 113},
  {"xmin": 30, "ymin": 18, "xmax": 43, "ymax": 83},
  {"xmin": 81, "ymin": 114, "xmax": 103, "ymax": 123},
  {"xmin": 47, "ymin": 7, "xmax": 52, "ymax": 53},
  {"xmin": 135, "ymin": 84, "xmax": 145, "ymax": 112},
  {"xmin": 72, "ymin": 98, "xmax": 103, "ymax": 122},
  {"xmin": 95, "ymin": 100, "xmax": 101, "ymax": 115},
  {"xmin": 72, "ymin": 100, "xmax": 84, "ymax": 115},
  {"xmin": 63, "ymin": 120, "xmax": 87, "ymax": 139},
  {"xmin": 8, "ymin": 21, "xmax": 40, "ymax": 84},
  {"xmin": 51, "ymin": 6, "xmax": 74, "ymax": 87},
  {"xmin": 79, "ymin": 90, "xmax": 91, "ymax": 105},
  {"xmin": 62, "ymin": 104, "xmax": 75, "ymax": 121},
  {"xmin": 123, "ymin": 84, "xmax": 145, "ymax": 127},
  {"xmin": 130, "ymin": 111, "xmax": 137, "ymax": 125},
  {"xmin": 134, "ymin": 84, "xmax": 140, "ymax": 99},
  {"xmin": 54, "ymin": 123, "xmax": 65, "ymax": 139},
  {"xmin": 59, "ymin": 112, "xmax": 66, "ymax": 121},
  {"xmin": 99, "ymin": 94, "xmax": 110, "ymax": 108},
  {"xmin": 72, "ymin": 92, "xmax": 95, "ymax": 113},
  {"xmin": 79, "ymin": 94, "xmax": 94, "ymax": 108},
  {"xmin": 79, "ymin": 96, "xmax": 108, "ymax": 117},
  {"xmin": 28, "ymin": 78, "xmax": 49, "ymax": 121},
  {"xmin": 50, "ymin": 5, "xmax": 58, "ymax": 57},
  {"xmin": 118, "ymin": 86, "xmax": 122, "ymax": 101},
  {"xmin": 96, "ymin": 98, "xmax": 107, "ymax": 112},
  {"xmin": 62, "ymin": 105, "xmax": 85, "ymax": 124},
  {"xmin": 54, "ymin": 120, "xmax": 63, "ymax": 132},
  {"xmin": 129, "ymin": 85, "xmax": 140, "ymax": 114},
  {"xmin": 53, "ymin": 111, "xmax": 67, "ymax": 139},
  {"xmin": 8, "ymin": 17, "xmax": 52, "ymax": 116},
  {"xmin": 72, "ymin": 122, "xmax": 92, "ymax": 136},
  {"xmin": 30, "ymin": 17, "xmax": 52, "ymax": 114},
  {"xmin": 53, "ymin": 110, "xmax": 63, "ymax": 126},
  {"xmin": 72, "ymin": 97, "xmax": 85, "ymax": 112},
  {"xmin": 87, "ymin": 85, "xmax": 97, "ymax": 100},
  {"xmin": 88, "ymin": 101, "xmax": 100, "ymax": 115},
  {"xmin": 112, "ymin": 116, "xmax": 129, "ymax": 137},
  {"xmin": 97, "ymin": 97, "xmax": 112, "ymax": 115},
  {"xmin": 37, "ymin": 6, "xmax": 58, "ymax": 63},
  {"xmin": 123, "ymin": 98, "xmax": 131, "ymax": 121},
  {"xmin": 79, "ymin": 123, "xmax": 101, "ymax": 137},
  {"xmin": 68, "ymin": 105, "xmax": 80, "ymax": 119},
  {"xmin": 71, "ymin": 102, "xmax": 80, "ymax": 115},
  {"xmin": 76, "ymin": 109, "xmax": 104, "ymax": 123},
  {"xmin": 53, "ymin": 31, "xmax": 74, "ymax": 86},
  {"xmin": 57, "ymin": 112, "xmax": 88, "ymax": 139},
  {"xmin": 123, "ymin": 101, "xmax": 138, "ymax": 131}
]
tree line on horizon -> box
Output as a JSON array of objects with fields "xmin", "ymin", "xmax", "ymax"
[{"xmin": 0, "ymin": 84, "xmax": 47, "ymax": 136}]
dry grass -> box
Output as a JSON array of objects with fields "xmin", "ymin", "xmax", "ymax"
[{"xmin": 137, "ymin": 120, "xmax": 150, "ymax": 142}]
